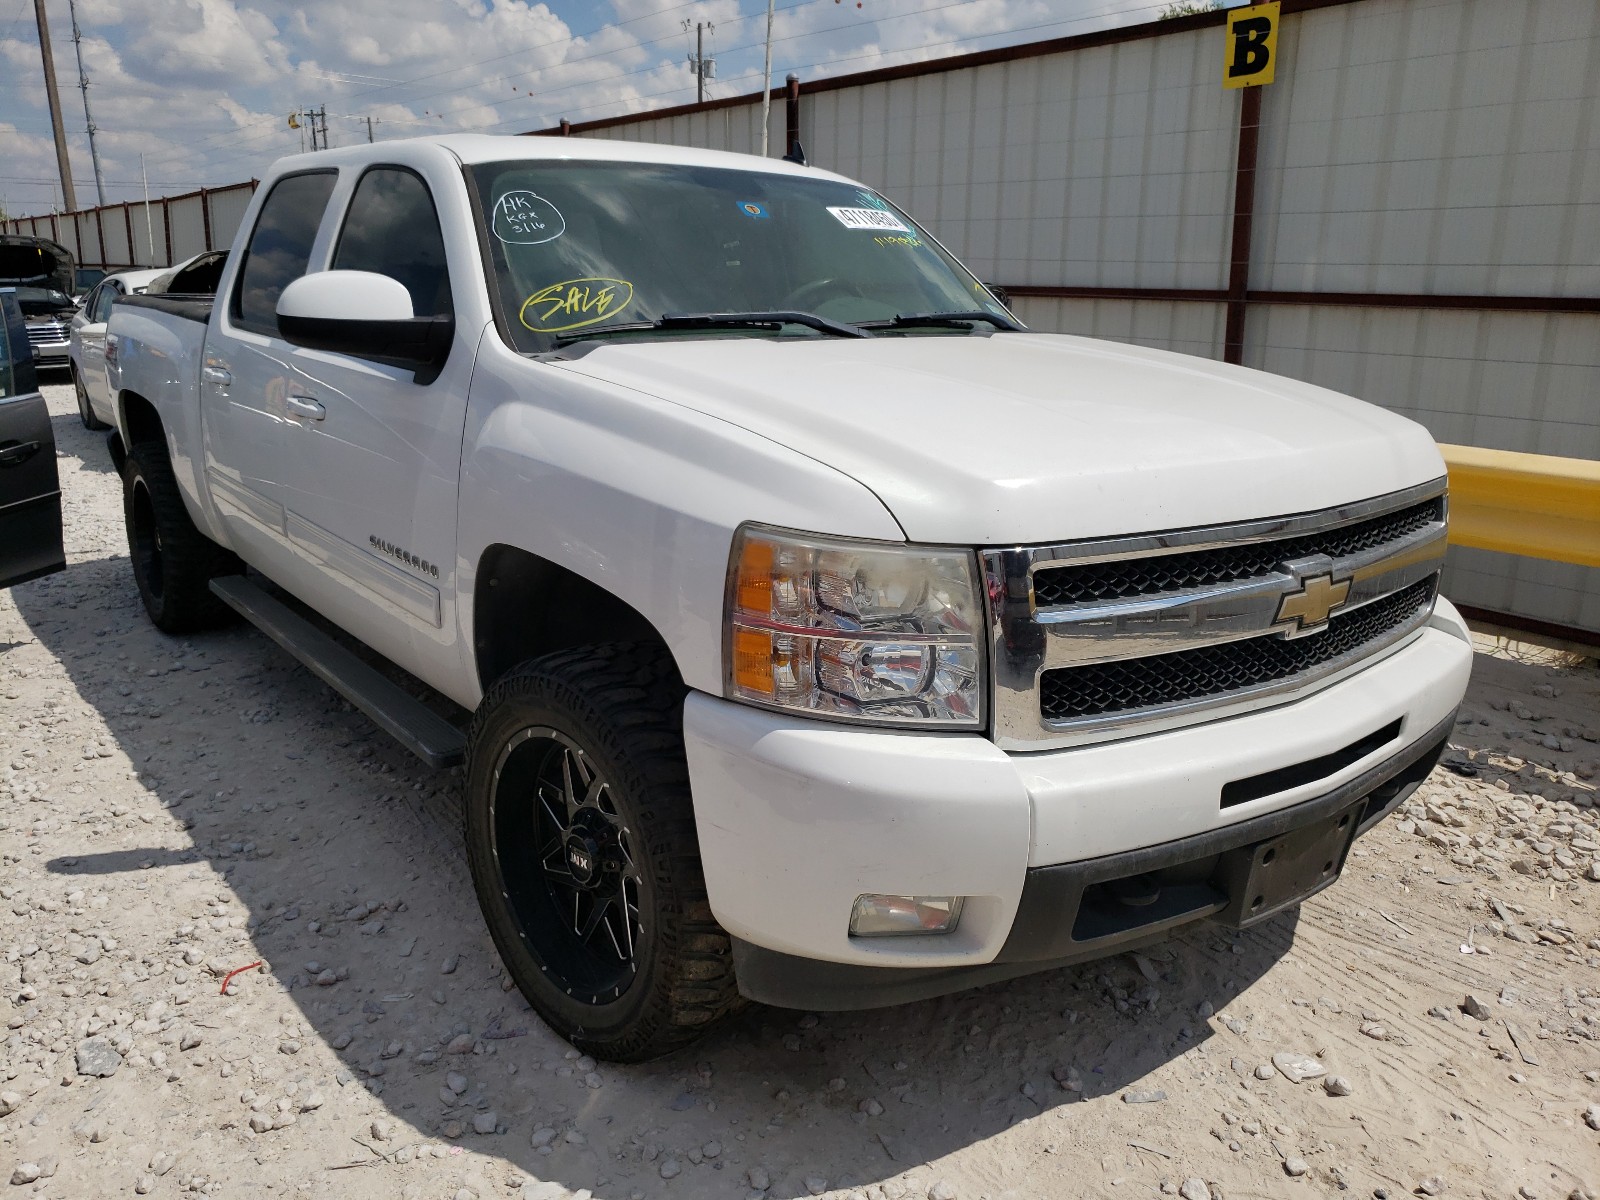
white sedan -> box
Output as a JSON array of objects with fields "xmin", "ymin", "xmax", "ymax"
[{"xmin": 68, "ymin": 267, "xmax": 166, "ymax": 429}]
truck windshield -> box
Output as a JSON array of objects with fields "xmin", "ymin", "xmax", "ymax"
[{"xmin": 468, "ymin": 159, "xmax": 1010, "ymax": 351}]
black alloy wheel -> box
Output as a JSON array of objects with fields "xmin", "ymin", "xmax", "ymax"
[
  {"xmin": 121, "ymin": 441, "xmax": 241, "ymax": 633},
  {"xmin": 128, "ymin": 472, "xmax": 166, "ymax": 602},
  {"xmin": 492, "ymin": 727, "xmax": 644, "ymax": 1004},
  {"xmin": 464, "ymin": 644, "xmax": 741, "ymax": 1061}
]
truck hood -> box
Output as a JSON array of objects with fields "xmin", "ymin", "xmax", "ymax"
[
  {"xmin": 0, "ymin": 237, "xmax": 76, "ymax": 296},
  {"xmin": 556, "ymin": 332, "xmax": 1445, "ymax": 545}
]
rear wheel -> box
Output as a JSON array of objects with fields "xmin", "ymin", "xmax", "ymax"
[
  {"xmin": 123, "ymin": 440, "xmax": 241, "ymax": 633},
  {"xmin": 464, "ymin": 644, "xmax": 741, "ymax": 1061},
  {"xmin": 73, "ymin": 367, "xmax": 108, "ymax": 430}
]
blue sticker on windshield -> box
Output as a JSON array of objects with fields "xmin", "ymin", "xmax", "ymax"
[{"xmin": 737, "ymin": 201, "xmax": 770, "ymax": 219}]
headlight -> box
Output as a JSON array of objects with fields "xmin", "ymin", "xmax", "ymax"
[{"xmin": 724, "ymin": 525, "xmax": 985, "ymax": 728}]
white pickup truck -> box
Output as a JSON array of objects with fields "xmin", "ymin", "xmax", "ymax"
[{"xmin": 102, "ymin": 134, "xmax": 1472, "ymax": 1061}]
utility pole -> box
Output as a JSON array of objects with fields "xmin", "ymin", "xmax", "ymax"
[
  {"xmin": 684, "ymin": 20, "xmax": 714, "ymax": 105},
  {"xmin": 365, "ymin": 115, "xmax": 374, "ymax": 143},
  {"xmin": 66, "ymin": 0, "xmax": 105, "ymax": 206},
  {"xmin": 140, "ymin": 154, "xmax": 154, "ymax": 266},
  {"xmin": 295, "ymin": 106, "xmax": 327, "ymax": 151},
  {"xmin": 760, "ymin": 0, "xmax": 774, "ymax": 156},
  {"xmin": 32, "ymin": 0, "xmax": 77, "ymax": 211}
]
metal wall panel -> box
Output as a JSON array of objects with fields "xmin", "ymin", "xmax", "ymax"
[
  {"xmin": 799, "ymin": 33, "xmax": 1238, "ymax": 291},
  {"xmin": 167, "ymin": 195, "xmax": 207, "ymax": 262},
  {"xmin": 1247, "ymin": 305, "xmax": 1600, "ymax": 458},
  {"xmin": 1010, "ymin": 295, "xmax": 1227, "ymax": 360},
  {"xmin": 206, "ymin": 186, "xmax": 256, "ymax": 252},
  {"xmin": 1255, "ymin": 0, "xmax": 1600, "ymax": 295},
  {"xmin": 1247, "ymin": 301, "xmax": 1600, "ymax": 629},
  {"xmin": 1443, "ymin": 546, "xmax": 1600, "ymax": 634},
  {"xmin": 53, "ymin": 218, "xmax": 81, "ymax": 264},
  {"xmin": 128, "ymin": 205, "xmax": 160, "ymax": 267},
  {"xmin": 585, "ymin": 99, "xmax": 775, "ymax": 157},
  {"xmin": 101, "ymin": 209, "xmax": 130, "ymax": 266}
]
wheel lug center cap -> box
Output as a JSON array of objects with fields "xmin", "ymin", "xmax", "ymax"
[{"xmin": 564, "ymin": 833, "xmax": 602, "ymax": 886}]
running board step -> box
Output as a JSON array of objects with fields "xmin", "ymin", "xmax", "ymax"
[{"xmin": 210, "ymin": 575, "xmax": 467, "ymax": 769}]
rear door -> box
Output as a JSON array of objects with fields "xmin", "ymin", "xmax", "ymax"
[
  {"xmin": 0, "ymin": 291, "xmax": 66, "ymax": 588},
  {"xmin": 271, "ymin": 162, "xmax": 470, "ymax": 680},
  {"xmin": 201, "ymin": 170, "xmax": 339, "ymax": 569}
]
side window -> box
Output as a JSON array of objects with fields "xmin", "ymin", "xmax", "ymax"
[
  {"xmin": 0, "ymin": 294, "xmax": 34, "ymax": 398},
  {"xmin": 332, "ymin": 168, "xmax": 453, "ymax": 318},
  {"xmin": 231, "ymin": 171, "xmax": 338, "ymax": 336},
  {"xmin": 0, "ymin": 296, "xmax": 15, "ymax": 399},
  {"xmin": 91, "ymin": 285, "xmax": 116, "ymax": 324}
]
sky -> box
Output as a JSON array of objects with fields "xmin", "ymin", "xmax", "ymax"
[{"xmin": 1, "ymin": 0, "xmax": 1170, "ymax": 219}]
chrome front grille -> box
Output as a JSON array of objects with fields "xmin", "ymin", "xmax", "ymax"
[
  {"xmin": 982, "ymin": 479, "xmax": 1449, "ymax": 750},
  {"xmin": 26, "ymin": 320, "xmax": 68, "ymax": 346},
  {"xmin": 1039, "ymin": 577, "xmax": 1435, "ymax": 722},
  {"xmin": 1033, "ymin": 496, "xmax": 1444, "ymax": 606}
]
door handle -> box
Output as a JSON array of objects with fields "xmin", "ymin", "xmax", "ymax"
[
  {"xmin": 0, "ymin": 441, "xmax": 40, "ymax": 468},
  {"xmin": 201, "ymin": 365, "xmax": 232, "ymax": 387},
  {"xmin": 286, "ymin": 395, "xmax": 326, "ymax": 422}
]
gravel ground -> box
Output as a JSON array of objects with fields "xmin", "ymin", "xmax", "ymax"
[{"xmin": 2, "ymin": 377, "xmax": 1598, "ymax": 1200}]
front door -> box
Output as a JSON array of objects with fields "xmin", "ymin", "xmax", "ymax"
[
  {"xmin": 271, "ymin": 164, "xmax": 471, "ymax": 687},
  {"xmin": 0, "ymin": 291, "xmax": 65, "ymax": 588},
  {"xmin": 75, "ymin": 281, "xmax": 118, "ymax": 411}
]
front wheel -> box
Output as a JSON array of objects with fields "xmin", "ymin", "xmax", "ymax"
[{"xmin": 464, "ymin": 644, "xmax": 740, "ymax": 1062}]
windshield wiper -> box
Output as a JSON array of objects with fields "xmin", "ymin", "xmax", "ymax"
[
  {"xmin": 551, "ymin": 310, "xmax": 870, "ymax": 347},
  {"xmin": 657, "ymin": 311, "xmax": 871, "ymax": 338},
  {"xmin": 855, "ymin": 310, "xmax": 1025, "ymax": 333}
]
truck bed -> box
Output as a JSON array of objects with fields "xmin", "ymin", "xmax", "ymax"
[{"xmin": 117, "ymin": 293, "xmax": 214, "ymax": 325}]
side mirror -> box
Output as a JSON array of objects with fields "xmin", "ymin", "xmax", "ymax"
[{"xmin": 276, "ymin": 270, "xmax": 452, "ymax": 382}]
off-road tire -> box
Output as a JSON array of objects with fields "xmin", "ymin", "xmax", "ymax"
[
  {"xmin": 464, "ymin": 643, "xmax": 742, "ymax": 1062},
  {"xmin": 74, "ymin": 367, "xmax": 108, "ymax": 430},
  {"xmin": 122, "ymin": 440, "xmax": 241, "ymax": 633}
]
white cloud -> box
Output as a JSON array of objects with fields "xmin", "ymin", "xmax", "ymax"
[{"xmin": 2, "ymin": 0, "xmax": 1133, "ymax": 218}]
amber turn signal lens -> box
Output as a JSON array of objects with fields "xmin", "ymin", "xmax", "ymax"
[
  {"xmin": 732, "ymin": 628, "xmax": 775, "ymax": 696},
  {"xmin": 736, "ymin": 536, "xmax": 774, "ymax": 615}
]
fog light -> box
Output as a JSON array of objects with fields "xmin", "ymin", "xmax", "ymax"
[{"xmin": 849, "ymin": 894, "xmax": 964, "ymax": 937}]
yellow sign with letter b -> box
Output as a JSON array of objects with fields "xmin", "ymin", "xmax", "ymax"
[{"xmin": 1224, "ymin": 1, "xmax": 1279, "ymax": 89}]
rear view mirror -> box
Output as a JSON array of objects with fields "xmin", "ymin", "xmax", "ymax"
[{"xmin": 277, "ymin": 270, "xmax": 452, "ymax": 383}]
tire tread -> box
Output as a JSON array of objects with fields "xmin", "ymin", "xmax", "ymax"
[
  {"xmin": 465, "ymin": 643, "xmax": 742, "ymax": 1061},
  {"xmin": 124, "ymin": 439, "xmax": 241, "ymax": 633}
]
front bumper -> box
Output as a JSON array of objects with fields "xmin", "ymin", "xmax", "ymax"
[
  {"xmin": 682, "ymin": 599, "xmax": 1473, "ymax": 1004},
  {"xmin": 30, "ymin": 341, "xmax": 70, "ymax": 364},
  {"xmin": 731, "ymin": 709, "xmax": 1450, "ymax": 1009}
]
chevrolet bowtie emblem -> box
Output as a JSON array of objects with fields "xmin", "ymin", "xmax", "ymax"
[{"xmin": 1275, "ymin": 571, "xmax": 1351, "ymax": 634}]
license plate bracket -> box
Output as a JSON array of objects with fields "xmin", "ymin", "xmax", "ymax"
[{"xmin": 1213, "ymin": 802, "xmax": 1363, "ymax": 928}]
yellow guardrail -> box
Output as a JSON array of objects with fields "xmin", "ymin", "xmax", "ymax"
[{"xmin": 1438, "ymin": 444, "xmax": 1600, "ymax": 568}]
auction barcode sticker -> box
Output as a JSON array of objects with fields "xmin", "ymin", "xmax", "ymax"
[{"xmin": 826, "ymin": 206, "xmax": 910, "ymax": 232}]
